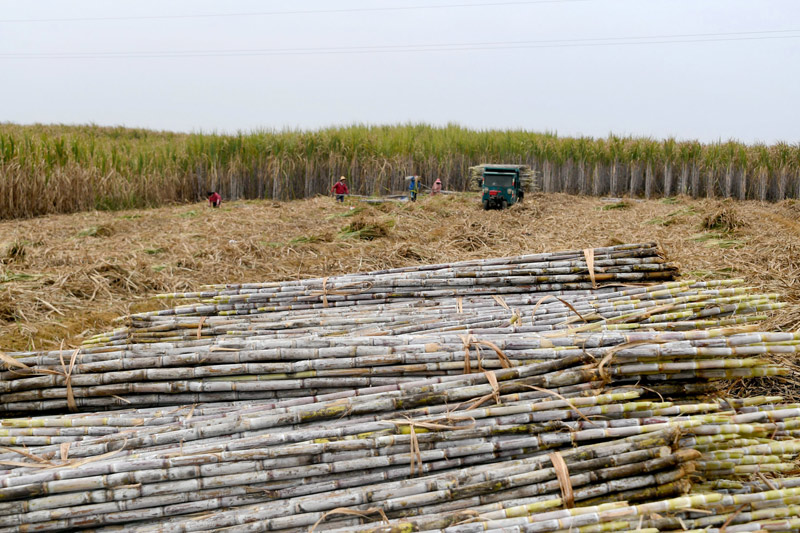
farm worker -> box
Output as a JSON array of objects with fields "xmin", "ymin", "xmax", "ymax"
[
  {"xmin": 409, "ymin": 176, "xmax": 420, "ymax": 202},
  {"xmin": 431, "ymin": 178, "xmax": 442, "ymax": 195},
  {"xmin": 331, "ymin": 176, "xmax": 349, "ymax": 202},
  {"xmin": 207, "ymin": 191, "xmax": 221, "ymax": 208}
]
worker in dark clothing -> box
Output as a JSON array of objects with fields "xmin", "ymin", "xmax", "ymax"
[
  {"xmin": 207, "ymin": 191, "xmax": 221, "ymax": 208},
  {"xmin": 331, "ymin": 176, "xmax": 349, "ymax": 202}
]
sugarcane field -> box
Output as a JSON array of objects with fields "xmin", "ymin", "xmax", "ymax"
[
  {"xmin": 3, "ymin": 0, "xmax": 800, "ymax": 525},
  {"xmin": 0, "ymin": 184, "xmax": 798, "ymax": 532}
]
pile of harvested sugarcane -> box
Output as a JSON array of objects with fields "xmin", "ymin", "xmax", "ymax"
[
  {"xmin": 0, "ymin": 284, "xmax": 786, "ymax": 413},
  {"xmin": 0, "ymin": 356, "xmax": 797, "ymax": 531},
  {"xmin": 319, "ymin": 477, "xmax": 800, "ymax": 532},
  {"xmin": 141, "ymin": 242, "xmax": 674, "ymax": 318},
  {"xmin": 87, "ymin": 278, "xmax": 777, "ymax": 346},
  {"xmin": 467, "ymin": 164, "xmax": 539, "ymax": 192},
  {"xmin": 0, "ymin": 242, "xmax": 798, "ymax": 532}
]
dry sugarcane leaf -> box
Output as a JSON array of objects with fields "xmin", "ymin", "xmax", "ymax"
[
  {"xmin": 58, "ymin": 347, "xmax": 80, "ymax": 413},
  {"xmin": 521, "ymin": 384, "xmax": 598, "ymax": 426},
  {"xmin": 492, "ymin": 295, "xmax": 510, "ymax": 311},
  {"xmin": 0, "ymin": 350, "xmax": 32, "ymax": 371},
  {"xmin": 466, "ymin": 370, "xmax": 502, "ymax": 411},
  {"xmin": 596, "ymin": 339, "xmax": 672, "ymax": 383},
  {"xmin": 60, "ymin": 439, "xmax": 128, "ymax": 469},
  {"xmin": 311, "ymin": 278, "xmax": 374, "ymax": 308},
  {"xmin": 0, "ymin": 446, "xmax": 52, "ymax": 467},
  {"xmin": 110, "ymin": 395, "xmax": 132, "ymax": 404},
  {"xmin": 720, "ymin": 503, "xmax": 748, "ymax": 531},
  {"xmin": 0, "ymin": 460, "xmax": 51, "ymax": 469},
  {"xmin": 583, "ymin": 248, "xmax": 597, "ymax": 289},
  {"xmin": 452, "ymin": 510, "xmax": 483, "ymax": 526},
  {"xmin": 471, "ymin": 339, "xmax": 512, "ymax": 369},
  {"xmin": 309, "ymin": 506, "xmax": 389, "ymax": 532},
  {"xmin": 382, "ymin": 416, "xmax": 474, "ymax": 476},
  {"xmin": 530, "ymin": 294, "xmax": 588, "ymax": 326},
  {"xmin": 459, "ymin": 334, "xmax": 475, "ymax": 374},
  {"xmin": 60, "ymin": 442, "xmax": 70, "ymax": 462},
  {"xmin": 549, "ymin": 451, "xmax": 574, "ymax": 508},
  {"xmin": 197, "ymin": 316, "xmax": 207, "ymax": 339}
]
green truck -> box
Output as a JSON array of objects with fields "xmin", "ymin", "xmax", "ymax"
[{"xmin": 480, "ymin": 165, "xmax": 525, "ymax": 210}]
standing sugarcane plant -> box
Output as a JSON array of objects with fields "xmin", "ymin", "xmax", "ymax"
[{"xmin": 4, "ymin": 123, "xmax": 800, "ymax": 219}]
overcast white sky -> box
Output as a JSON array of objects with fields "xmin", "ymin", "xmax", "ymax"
[{"xmin": 1, "ymin": 0, "xmax": 798, "ymax": 143}]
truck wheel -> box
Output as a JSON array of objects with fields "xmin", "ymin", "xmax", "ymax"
[
  {"xmin": 482, "ymin": 200, "xmax": 489, "ymax": 210},
  {"xmin": 501, "ymin": 199, "xmax": 508, "ymax": 210}
]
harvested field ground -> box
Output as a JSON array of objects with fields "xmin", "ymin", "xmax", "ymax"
[{"xmin": 1, "ymin": 193, "xmax": 799, "ymax": 397}]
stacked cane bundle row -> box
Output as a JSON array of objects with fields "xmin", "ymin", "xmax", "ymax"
[
  {"xmin": 0, "ymin": 353, "xmax": 796, "ymax": 532},
  {"xmin": 322, "ymin": 479, "xmax": 800, "ymax": 532},
  {"xmin": 141, "ymin": 242, "xmax": 676, "ymax": 318},
  {"xmin": 84, "ymin": 278, "xmax": 780, "ymax": 346},
  {"xmin": 467, "ymin": 164, "xmax": 539, "ymax": 192},
  {"xmin": 0, "ymin": 316, "xmax": 792, "ymax": 413},
  {"xmin": 2, "ymin": 335, "xmax": 796, "ymax": 446}
]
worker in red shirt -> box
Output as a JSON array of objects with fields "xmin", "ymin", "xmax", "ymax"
[
  {"xmin": 207, "ymin": 191, "xmax": 221, "ymax": 208},
  {"xmin": 331, "ymin": 176, "xmax": 349, "ymax": 202}
]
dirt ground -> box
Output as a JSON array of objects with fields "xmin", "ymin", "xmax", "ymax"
[{"xmin": 1, "ymin": 192, "xmax": 799, "ymax": 396}]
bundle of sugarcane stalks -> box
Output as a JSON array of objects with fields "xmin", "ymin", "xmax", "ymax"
[
  {"xmin": 467, "ymin": 164, "xmax": 540, "ymax": 192},
  {"xmin": 0, "ymin": 280, "xmax": 785, "ymax": 413},
  {"xmin": 143, "ymin": 242, "xmax": 672, "ymax": 318},
  {"xmin": 0, "ymin": 242, "xmax": 798, "ymax": 531},
  {"xmin": 0, "ymin": 357, "xmax": 797, "ymax": 531}
]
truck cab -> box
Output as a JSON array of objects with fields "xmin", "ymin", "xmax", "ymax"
[{"xmin": 481, "ymin": 166, "xmax": 524, "ymax": 210}]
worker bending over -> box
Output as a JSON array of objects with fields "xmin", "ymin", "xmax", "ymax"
[{"xmin": 207, "ymin": 191, "xmax": 221, "ymax": 208}]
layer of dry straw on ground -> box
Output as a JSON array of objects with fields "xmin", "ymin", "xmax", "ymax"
[{"xmin": 1, "ymin": 193, "xmax": 798, "ymax": 395}]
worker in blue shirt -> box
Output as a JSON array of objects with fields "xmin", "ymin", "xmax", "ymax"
[{"xmin": 409, "ymin": 176, "xmax": 420, "ymax": 202}]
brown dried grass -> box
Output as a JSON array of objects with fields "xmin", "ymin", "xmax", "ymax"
[
  {"xmin": 0, "ymin": 193, "xmax": 797, "ymax": 397},
  {"xmin": 701, "ymin": 202, "xmax": 745, "ymax": 233}
]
